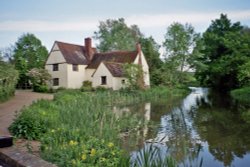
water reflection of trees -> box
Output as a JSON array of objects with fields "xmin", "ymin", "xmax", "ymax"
[
  {"xmin": 116, "ymin": 88, "xmax": 250, "ymax": 166},
  {"xmin": 160, "ymin": 95, "xmax": 203, "ymax": 165},
  {"xmin": 193, "ymin": 91, "xmax": 250, "ymax": 166}
]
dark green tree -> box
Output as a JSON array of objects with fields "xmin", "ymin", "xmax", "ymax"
[
  {"xmin": 139, "ymin": 37, "xmax": 163, "ymax": 86},
  {"xmin": 94, "ymin": 18, "xmax": 142, "ymax": 52},
  {"xmin": 13, "ymin": 33, "xmax": 48, "ymax": 88},
  {"xmin": 194, "ymin": 14, "xmax": 250, "ymax": 91}
]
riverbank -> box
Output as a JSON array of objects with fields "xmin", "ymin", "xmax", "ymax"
[{"xmin": 9, "ymin": 86, "xmax": 189, "ymax": 167}]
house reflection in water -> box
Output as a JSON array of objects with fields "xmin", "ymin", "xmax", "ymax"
[{"xmin": 113, "ymin": 102, "xmax": 152, "ymax": 151}]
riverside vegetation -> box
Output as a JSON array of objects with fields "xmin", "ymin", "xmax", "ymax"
[{"xmin": 9, "ymin": 87, "xmax": 188, "ymax": 167}]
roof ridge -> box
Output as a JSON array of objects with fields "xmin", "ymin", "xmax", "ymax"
[
  {"xmin": 95, "ymin": 50, "xmax": 138, "ymax": 55},
  {"xmin": 103, "ymin": 61, "xmax": 124, "ymax": 65},
  {"xmin": 55, "ymin": 41, "xmax": 84, "ymax": 48}
]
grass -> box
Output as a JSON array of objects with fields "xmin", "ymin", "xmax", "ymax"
[{"xmin": 9, "ymin": 87, "xmax": 189, "ymax": 167}]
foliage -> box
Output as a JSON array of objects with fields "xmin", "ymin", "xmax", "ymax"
[
  {"xmin": 162, "ymin": 22, "xmax": 200, "ymax": 86},
  {"xmin": 238, "ymin": 59, "xmax": 250, "ymax": 86},
  {"xmin": 0, "ymin": 61, "xmax": 18, "ymax": 102},
  {"xmin": 94, "ymin": 18, "xmax": 142, "ymax": 52},
  {"xmin": 139, "ymin": 37, "xmax": 163, "ymax": 86},
  {"xmin": 194, "ymin": 14, "xmax": 250, "ymax": 91},
  {"xmin": 13, "ymin": 33, "xmax": 48, "ymax": 88},
  {"xmin": 230, "ymin": 86, "xmax": 250, "ymax": 103},
  {"xmin": 123, "ymin": 63, "xmax": 145, "ymax": 90},
  {"xmin": 9, "ymin": 99, "xmax": 57, "ymax": 139},
  {"xmin": 80, "ymin": 80, "xmax": 93, "ymax": 92},
  {"xmin": 27, "ymin": 68, "xmax": 51, "ymax": 92},
  {"xmin": 163, "ymin": 22, "xmax": 200, "ymax": 72},
  {"xmin": 10, "ymin": 87, "xmax": 187, "ymax": 166}
]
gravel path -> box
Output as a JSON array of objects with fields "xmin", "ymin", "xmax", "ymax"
[{"xmin": 0, "ymin": 90, "xmax": 53, "ymax": 136}]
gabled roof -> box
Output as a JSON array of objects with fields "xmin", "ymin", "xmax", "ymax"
[
  {"xmin": 55, "ymin": 41, "xmax": 96, "ymax": 65},
  {"xmin": 103, "ymin": 62, "xmax": 125, "ymax": 77},
  {"xmin": 87, "ymin": 51, "xmax": 138, "ymax": 69}
]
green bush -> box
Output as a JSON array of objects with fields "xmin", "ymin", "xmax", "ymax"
[
  {"xmin": 80, "ymin": 81, "xmax": 93, "ymax": 92},
  {"xmin": 9, "ymin": 108, "xmax": 46, "ymax": 139},
  {"xmin": 231, "ymin": 86, "xmax": 250, "ymax": 103},
  {"xmin": 9, "ymin": 99, "xmax": 59, "ymax": 139},
  {"xmin": 33, "ymin": 85, "xmax": 49, "ymax": 93}
]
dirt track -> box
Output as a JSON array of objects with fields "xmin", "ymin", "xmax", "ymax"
[{"xmin": 0, "ymin": 90, "xmax": 53, "ymax": 136}]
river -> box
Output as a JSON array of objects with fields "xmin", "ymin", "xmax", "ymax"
[{"xmin": 119, "ymin": 87, "xmax": 250, "ymax": 167}]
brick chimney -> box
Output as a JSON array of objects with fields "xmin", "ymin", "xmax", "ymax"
[
  {"xmin": 136, "ymin": 43, "xmax": 142, "ymax": 65},
  {"xmin": 136, "ymin": 43, "xmax": 141, "ymax": 53},
  {"xmin": 85, "ymin": 37, "xmax": 93, "ymax": 61}
]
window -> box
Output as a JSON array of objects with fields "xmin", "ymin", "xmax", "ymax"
[
  {"xmin": 101, "ymin": 76, "xmax": 107, "ymax": 85},
  {"xmin": 53, "ymin": 78, "xmax": 59, "ymax": 86},
  {"xmin": 72, "ymin": 64, "xmax": 78, "ymax": 71},
  {"xmin": 53, "ymin": 64, "xmax": 59, "ymax": 71},
  {"xmin": 122, "ymin": 79, "xmax": 125, "ymax": 84}
]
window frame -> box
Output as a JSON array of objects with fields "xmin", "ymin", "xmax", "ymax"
[
  {"xmin": 53, "ymin": 64, "xmax": 59, "ymax": 71},
  {"xmin": 53, "ymin": 78, "xmax": 59, "ymax": 86},
  {"xmin": 72, "ymin": 64, "xmax": 79, "ymax": 71},
  {"xmin": 101, "ymin": 76, "xmax": 107, "ymax": 85}
]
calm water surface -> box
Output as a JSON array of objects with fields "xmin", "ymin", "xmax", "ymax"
[{"xmin": 119, "ymin": 87, "xmax": 250, "ymax": 167}]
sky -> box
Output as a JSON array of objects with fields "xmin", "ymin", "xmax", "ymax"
[{"xmin": 0, "ymin": 0, "xmax": 250, "ymax": 50}]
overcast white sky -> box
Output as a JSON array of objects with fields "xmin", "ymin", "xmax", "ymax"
[{"xmin": 0, "ymin": 0, "xmax": 250, "ymax": 50}]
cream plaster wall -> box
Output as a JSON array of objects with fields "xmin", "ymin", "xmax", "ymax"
[
  {"xmin": 67, "ymin": 64, "xmax": 87, "ymax": 88},
  {"xmin": 112, "ymin": 77, "xmax": 126, "ymax": 90},
  {"xmin": 92, "ymin": 62, "xmax": 113, "ymax": 89},
  {"xmin": 46, "ymin": 43, "xmax": 66, "ymax": 64},
  {"xmin": 85, "ymin": 69, "xmax": 95, "ymax": 82},
  {"xmin": 45, "ymin": 63, "xmax": 68, "ymax": 88},
  {"xmin": 133, "ymin": 52, "xmax": 150, "ymax": 87}
]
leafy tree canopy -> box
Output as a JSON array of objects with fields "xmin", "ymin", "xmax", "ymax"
[
  {"xmin": 194, "ymin": 14, "xmax": 250, "ymax": 91},
  {"xmin": 13, "ymin": 33, "xmax": 48, "ymax": 88},
  {"xmin": 139, "ymin": 36, "xmax": 163, "ymax": 86},
  {"xmin": 163, "ymin": 22, "xmax": 200, "ymax": 72},
  {"xmin": 94, "ymin": 18, "xmax": 143, "ymax": 52}
]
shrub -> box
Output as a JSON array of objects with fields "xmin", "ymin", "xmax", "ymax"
[
  {"xmin": 9, "ymin": 99, "xmax": 58, "ymax": 139},
  {"xmin": 231, "ymin": 86, "xmax": 250, "ymax": 103},
  {"xmin": 27, "ymin": 68, "xmax": 51, "ymax": 93},
  {"xmin": 0, "ymin": 61, "xmax": 18, "ymax": 102},
  {"xmin": 33, "ymin": 85, "xmax": 49, "ymax": 93},
  {"xmin": 80, "ymin": 81, "xmax": 93, "ymax": 92},
  {"xmin": 9, "ymin": 109, "xmax": 46, "ymax": 140}
]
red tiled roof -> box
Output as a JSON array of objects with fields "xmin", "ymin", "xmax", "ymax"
[
  {"xmin": 87, "ymin": 51, "xmax": 138, "ymax": 69},
  {"xmin": 55, "ymin": 41, "xmax": 96, "ymax": 65},
  {"xmin": 103, "ymin": 62, "xmax": 125, "ymax": 77}
]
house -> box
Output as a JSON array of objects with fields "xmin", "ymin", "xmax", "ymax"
[{"xmin": 45, "ymin": 38, "xmax": 150, "ymax": 90}]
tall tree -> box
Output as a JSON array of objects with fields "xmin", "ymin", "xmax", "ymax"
[
  {"xmin": 94, "ymin": 18, "xmax": 142, "ymax": 52},
  {"xmin": 163, "ymin": 22, "xmax": 200, "ymax": 72},
  {"xmin": 13, "ymin": 33, "xmax": 48, "ymax": 88},
  {"xmin": 139, "ymin": 36, "xmax": 163, "ymax": 85},
  {"xmin": 194, "ymin": 14, "xmax": 250, "ymax": 91}
]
